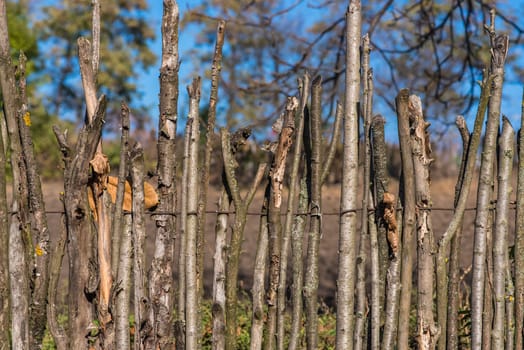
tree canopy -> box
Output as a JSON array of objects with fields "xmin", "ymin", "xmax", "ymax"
[{"xmin": 35, "ymin": 0, "xmax": 157, "ymax": 127}]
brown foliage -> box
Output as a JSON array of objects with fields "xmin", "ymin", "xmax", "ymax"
[{"xmin": 88, "ymin": 175, "xmax": 158, "ymax": 214}]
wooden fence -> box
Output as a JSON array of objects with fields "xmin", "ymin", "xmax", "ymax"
[{"xmin": 0, "ymin": 1, "xmax": 523, "ymax": 349}]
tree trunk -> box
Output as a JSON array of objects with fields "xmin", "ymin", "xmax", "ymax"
[
  {"xmin": 197, "ymin": 20, "xmax": 226, "ymax": 305},
  {"xmin": 515, "ymin": 90, "xmax": 524, "ymax": 350},
  {"xmin": 277, "ymin": 72, "xmax": 308, "ymax": 350},
  {"xmin": 471, "ymin": 22, "xmax": 509, "ymax": 348},
  {"xmin": 304, "ymin": 76, "xmax": 322, "ymax": 350},
  {"xmin": 0, "ymin": 109, "xmax": 10, "ymax": 348},
  {"xmin": 212, "ymin": 189, "xmax": 229, "ymax": 350},
  {"xmin": 0, "ymin": 4, "xmax": 11, "ymax": 346},
  {"xmin": 115, "ymin": 208, "xmax": 133, "ymax": 350},
  {"xmin": 433, "ymin": 71, "xmax": 492, "ymax": 349},
  {"xmin": 370, "ymin": 114, "xmax": 390, "ymax": 350},
  {"xmin": 395, "ymin": 89, "xmax": 417, "ymax": 350},
  {"xmin": 46, "ymin": 207, "xmax": 68, "ymax": 350},
  {"xmin": 380, "ymin": 195, "xmax": 402, "ymax": 350},
  {"xmin": 221, "ymin": 127, "xmax": 266, "ymax": 350},
  {"xmin": 147, "ymin": 1, "xmax": 179, "ymax": 347},
  {"xmin": 445, "ymin": 116, "xmax": 470, "ymax": 350},
  {"xmin": 111, "ymin": 103, "xmax": 131, "ymax": 274},
  {"xmin": 336, "ymin": 2, "xmax": 361, "ymax": 349},
  {"xmin": 185, "ymin": 78, "xmax": 201, "ymax": 350},
  {"xmin": 115, "ymin": 142, "xmax": 140, "ymax": 349},
  {"xmin": 9, "ymin": 200, "xmax": 30, "ymax": 350},
  {"xmin": 132, "ymin": 147, "xmax": 149, "ymax": 350},
  {"xmin": 14, "ymin": 52, "xmax": 52, "ymax": 349},
  {"xmin": 176, "ymin": 114, "xmax": 193, "ymax": 350},
  {"xmin": 354, "ymin": 36, "xmax": 373, "ymax": 349},
  {"xmin": 0, "ymin": 3, "xmax": 31, "ymax": 347},
  {"xmin": 265, "ymin": 97, "xmax": 297, "ymax": 350},
  {"xmin": 54, "ymin": 96, "xmax": 106, "ymax": 349},
  {"xmin": 410, "ymin": 95, "xmax": 438, "ymax": 349},
  {"xmin": 491, "ymin": 117, "xmax": 514, "ymax": 349},
  {"xmin": 250, "ymin": 192, "xmax": 269, "ymax": 350},
  {"xmin": 288, "ymin": 177, "xmax": 308, "ymax": 350}
]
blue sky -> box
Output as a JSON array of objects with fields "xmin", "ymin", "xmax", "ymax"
[{"xmin": 136, "ymin": 1, "xmax": 523, "ymax": 145}]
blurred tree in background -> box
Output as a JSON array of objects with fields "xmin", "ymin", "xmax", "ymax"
[
  {"xmin": 1, "ymin": 0, "xmax": 157, "ymax": 178},
  {"xmin": 183, "ymin": 0, "xmax": 523, "ymax": 130},
  {"xmin": 35, "ymin": 0, "xmax": 157, "ymax": 129}
]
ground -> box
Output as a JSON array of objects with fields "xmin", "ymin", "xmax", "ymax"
[{"xmin": 40, "ymin": 175, "xmax": 498, "ymax": 308}]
